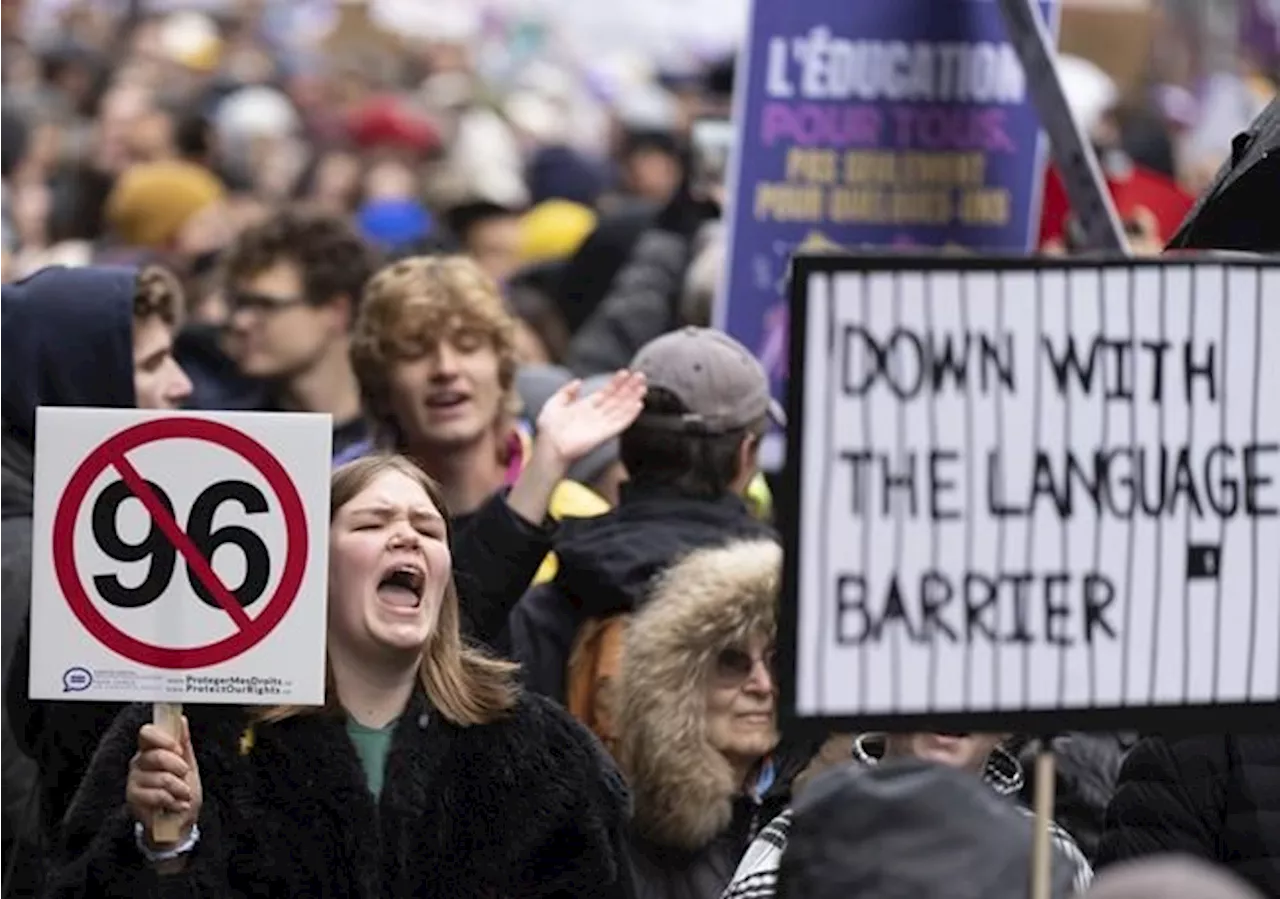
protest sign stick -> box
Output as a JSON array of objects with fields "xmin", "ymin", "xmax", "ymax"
[
  {"xmin": 151, "ymin": 701, "xmax": 184, "ymax": 843},
  {"xmin": 1030, "ymin": 740, "xmax": 1058, "ymax": 899},
  {"xmin": 996, "ymin": 0, "xmax": 1129, "ymax": 254}
]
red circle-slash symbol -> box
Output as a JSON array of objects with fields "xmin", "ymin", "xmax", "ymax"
[{"xmin": 52, "ymin": 417, "xmax": 308, "ymax": 669}]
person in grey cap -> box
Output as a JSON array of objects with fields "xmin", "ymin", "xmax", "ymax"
[
  {"xmin": 507, "ymin": 326, "xmax": 782, "ymax": 712},
  {"xmin": 627, "ymin": 325, "xmax": 787, "ymax": 434}
]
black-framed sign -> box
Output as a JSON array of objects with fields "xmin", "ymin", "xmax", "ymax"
[{"xmin": 778, "ymin": 254, "xmax": 1280, "ymax": 734}]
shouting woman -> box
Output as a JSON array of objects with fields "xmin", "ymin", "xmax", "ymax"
[{"xmin": 45, "ymin": 455, "xmax": 631, "ymax": 898}]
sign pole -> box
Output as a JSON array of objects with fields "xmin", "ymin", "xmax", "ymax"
[
  {"xmin": 151, "ymin": 701, "xmax": 184, "ymax": 843},
  {"xmin": 992, "ymin": 3, "xmax": 1117, "ymax": 883},
  {"xmin": 28, "ymin": 408, "xmax": 332, "ymax": 845},
  {"xmin": 996, "ymin": 0, "xmax": 1130, "ymax": 254},
  {"xmin": 1030, "ymin": 738, "xmax": 1058, "ymax": 899}
]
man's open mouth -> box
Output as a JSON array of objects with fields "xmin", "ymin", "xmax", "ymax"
[{"xmin": 424, "ymin": 390, "xmax": 468, "ymax": 410}]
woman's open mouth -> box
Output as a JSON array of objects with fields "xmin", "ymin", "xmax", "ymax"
[{"xmin": 377, "ymin": 563, "xmax": 425, "ymax": 609}]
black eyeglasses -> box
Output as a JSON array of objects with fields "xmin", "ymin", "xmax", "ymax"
[{"xmin": 228, "ymin": 290, "xmax": 310, "ymax": 317}]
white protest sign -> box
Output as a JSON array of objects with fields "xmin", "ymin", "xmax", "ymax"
[
  {"xmin": 29, "ymin": 409, "xmax": 332, "ymax": 705},
  {"xmin": 784, "ymin": 256, "xmax": 1280, "ymax": 731}
]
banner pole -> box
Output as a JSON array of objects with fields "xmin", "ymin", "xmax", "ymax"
[
  {"xmin": 1030, "ymin": 738, "xmax": 1058, "ymax": 899},
  {"xmin": 996, "ymin": 0, "xmax": 1131, "ymax": 254}
]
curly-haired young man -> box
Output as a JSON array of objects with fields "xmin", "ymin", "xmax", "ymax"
[
  {"xmin": 345, "ymin": 255, "xmax": 646, "ymax": 630},
  {"xmin": 221, "ymin": 207, "xmax": 375, "ymax": 457}
]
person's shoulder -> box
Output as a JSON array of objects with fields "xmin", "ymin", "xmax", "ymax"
[
  {"xmin": 449, "ymin": 692, "xmax": 629, "ymax": 826},
  {"xmin": 516, "ymin": 575, "xmax": 568, "ymax": 613},
  {"xmin": 722, "ymin": 808, "xmax": 794, "ymax": 899},
  {"xmin": 549, "ymin": 478, "xmax": 611, "ymax": 520},
  {"xmin": 486, "ymin": 693, "xmax": 622, "ymax": 780},
  {"xmin": 332, "ymin": 437, "xmax": 374, "ymax": 467},
  {"xmin": 497, "ymin": 691, "xmax": 615, "ymax": 760},
  {"xmin": 1123, "ymin": 734, "xmax": 1236, "ymax": 777}
]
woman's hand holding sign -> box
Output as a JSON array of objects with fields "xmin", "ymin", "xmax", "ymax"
[{"xmin": 128, "ymin": 715, "xmax": 203, "ymax": 863}]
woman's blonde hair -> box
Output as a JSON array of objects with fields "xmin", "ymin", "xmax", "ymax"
[{"xmin": 255, "ymin": 454, "xmax": 519, "ymax": 727}]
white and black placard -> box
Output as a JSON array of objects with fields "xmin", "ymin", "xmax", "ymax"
[
  {"xmin": 781, "ymin": 255, "xmax": 1280, "ymax": 732},
  {"xmin": 30, "ymin": 409, "xmax": 332, "ymax": 706}
]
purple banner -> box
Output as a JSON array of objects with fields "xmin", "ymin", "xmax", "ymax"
[
  {"xmin": 717, "ymin": 0, "xmax": 1059, "ymax": 463},
  {"xmin": 1241, "ymin": 0, "xmax": 1280, "ymax": 70}
]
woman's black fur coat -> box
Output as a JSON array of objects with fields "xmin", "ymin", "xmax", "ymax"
[{"xmin": 44, "ymin": 690, "xmax": 632, "ymax": 898}]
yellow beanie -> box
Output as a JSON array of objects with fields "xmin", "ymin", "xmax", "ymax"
[
  {"xmin": 518, "ymin": 200, "xmax": 597, "ymax": 265},
  {"xmin": 106, "ymin": 161, "xmax": 226, "ymax": 250}
]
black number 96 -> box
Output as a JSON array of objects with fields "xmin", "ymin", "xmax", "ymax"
[{"xmin": 90, "ymin": 479, "xmax": 271, "ymax": 610}]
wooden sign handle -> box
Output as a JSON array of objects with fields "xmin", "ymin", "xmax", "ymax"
[
  {"xmin": 150, "ymin": 702, "xmax": 185, "ymax": 844},
  {"xmin": 1030, "ymin": 744, "xmax": 1058, "ymax": 899}
]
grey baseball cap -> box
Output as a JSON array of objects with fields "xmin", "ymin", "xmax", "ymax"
[{"xmin": 631, "ymin": 326, "xmax": 785, "ymax": 434}]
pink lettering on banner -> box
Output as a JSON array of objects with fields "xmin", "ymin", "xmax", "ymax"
[
  {"xmin": 890, "ymin": 107, "xmax": 1016, "ymax": 153},
  {"xmin": 761, "ymin": 102, "xmax": 884, "ymax": 148}
]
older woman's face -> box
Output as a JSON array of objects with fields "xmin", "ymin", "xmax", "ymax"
[
  {"xmin": 705, "ymin": 633, "xmax": 778, "ymax": 772},
  {"xmin": 327, "ymin": 469, "xmax": 451, "ymax": 662}
]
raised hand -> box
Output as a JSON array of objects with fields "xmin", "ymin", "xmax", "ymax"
[{"xmin": 534, "ymin": 369, "xmax": 647, "ymax": 465}]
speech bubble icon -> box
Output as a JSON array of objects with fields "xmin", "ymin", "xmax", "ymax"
[{"xmin": 62, "ymin": 667, "xmax": 93, "ymax": 693}]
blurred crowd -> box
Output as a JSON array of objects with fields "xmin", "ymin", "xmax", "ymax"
[
  {"xmin": 1, "ymin": 1, "xmax": 1278, "ymax": 899},
  {"xmin": 0, "ymin": 0, "xmax": 742, "ymax": 377}
]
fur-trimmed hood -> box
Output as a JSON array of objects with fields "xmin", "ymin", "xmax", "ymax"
[{"xmin": 616, "ymin": 538, "xmax": 782, "ymax": 852}]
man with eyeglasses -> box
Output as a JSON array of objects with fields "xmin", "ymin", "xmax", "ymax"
[{"xmin": 216, "ymin": 207, "xmax": 374, "ymax": 458}]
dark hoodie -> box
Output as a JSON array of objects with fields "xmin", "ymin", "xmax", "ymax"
[
  {"xmin": 507, "ymin": 483, "xmax": 774, "ymax": 703},
  {"xmin": 1, "ymin": 266, "xmax": 138, "ymax": 893}
]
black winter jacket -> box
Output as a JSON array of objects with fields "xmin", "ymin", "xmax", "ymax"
[
  {"xmin": 1017, "ymin": 731, "xmax": 1139, "ymax": 861},
  {"xmin": 1095, "ymin": 734, "xmax": 1280, "ymax": 896},
  {"xmin": 509, "ymin": 485, "xmax": 774, "ymax": 703},
  {"xmin": 44, "ymin": 690, "xmax": 632, "ymax": 898},
  {"xmin": 565, "ymin": 229, "xmax": 691, "ymax": 377},
  {"xmin": 1, "ymin": 432, "xmax": 43, "ymax": 898}
]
